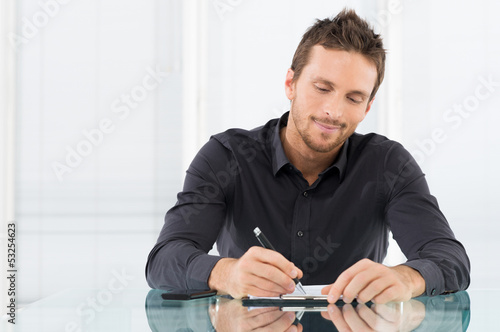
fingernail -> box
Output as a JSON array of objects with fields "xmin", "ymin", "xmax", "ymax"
[
  {"xmin": 287, "ymin": 312, "xmax": 295, "ymax": 321},
  {"xmin": 328, "ymin": 295, "xmax": 335, "ymax": 303},
  {"xmin": 328, "ymin": 305, "xmax": 334, "ymax": 313},
  {"xmin": 290, "ymin": 269, "xmax": 298, "ymax": 278},
  {"xmin": 289, "ymin": 282, "xmax": 295, "ymax": 290}
]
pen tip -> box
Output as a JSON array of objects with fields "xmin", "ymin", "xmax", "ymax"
[
  {"xmin": 296, "ymin": 282, "xmax": 306, "ymax": 295},
  {"xmin": 253, "ymin": 227, "xmax": 261, "ymax": 236}
]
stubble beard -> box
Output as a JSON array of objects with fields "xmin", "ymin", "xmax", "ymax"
[{"xmin": 291, "ymin": 105, "xmax": 352, "ymax": 154}]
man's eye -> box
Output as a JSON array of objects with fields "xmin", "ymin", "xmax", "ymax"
[
  {"xmin": 315, "ymin": 86, "xmax": 330, "ymax": 93},
  {"xmin": 348, "ymin": 97, "xmax": 362, "ymax": 104}
]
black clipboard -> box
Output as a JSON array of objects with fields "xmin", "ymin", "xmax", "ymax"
[{"xmin": 242, "ymin": 295, "xmax": 370, "ymax": 308}]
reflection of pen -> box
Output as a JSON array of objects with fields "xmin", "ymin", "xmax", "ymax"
[
  {"xmin": 253, "ymin": 227, "xmax": 306, "ymax": 295},
  {"xmin": 291, "ymin": 310, "xmax": 305, "ymax": 326}
]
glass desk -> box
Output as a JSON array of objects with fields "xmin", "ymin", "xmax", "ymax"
[{"xmin": 1, "ymin": 288, "xmax": 495, "ymax": 331}]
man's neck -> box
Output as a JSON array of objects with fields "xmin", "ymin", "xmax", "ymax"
[{"xmin": 280, "ymin": 127, "xmax": 341, "ymax": 186}]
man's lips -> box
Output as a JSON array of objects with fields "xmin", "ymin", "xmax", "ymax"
[{"xmin": 313, "ymin": 119, "xmax": 343, "ymax": 133}]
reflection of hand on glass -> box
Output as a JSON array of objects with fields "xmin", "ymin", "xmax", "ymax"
[
  {"xmin": 209, "ymin": 297, "xmax": 303, "ymax": 332},
  {"xmin": 321, "ymin": 300, "xmax": 425, "ymax": 332}
]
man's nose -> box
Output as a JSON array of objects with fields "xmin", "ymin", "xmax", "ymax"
[{"xmin": 324, "ymin": 95, "xmax": 344, "ymax": 119}]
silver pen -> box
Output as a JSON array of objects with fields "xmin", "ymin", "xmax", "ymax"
[{"xmin": 253, "ymin": 227, "xmax": 306, "ymax": 295}]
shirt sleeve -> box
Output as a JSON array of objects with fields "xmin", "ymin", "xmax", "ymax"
[
  {"xmin": 382, "ymin": 143, "xmax": 470, "ymax": 296},
  {"xmin": 145, "ymin": 137, "xmax": 233, "ymax": 290}
]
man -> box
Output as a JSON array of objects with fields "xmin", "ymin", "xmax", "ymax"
[{"xmin": 146, "ymin": 9, "xmax": 470, "ymax": 304}]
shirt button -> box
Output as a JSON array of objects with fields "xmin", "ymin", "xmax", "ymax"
[
  {"xmin": 303, "ymin": 191, "xmax": 308, "ymax": 197},
  {"xmin": 297, "ymin": 231, "xmax": 304, "ymax": 237}
]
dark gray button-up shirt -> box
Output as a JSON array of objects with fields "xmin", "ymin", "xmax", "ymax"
[{"xmin": 146, "ymin": 112, "xmax": 470, "ymax": 296}]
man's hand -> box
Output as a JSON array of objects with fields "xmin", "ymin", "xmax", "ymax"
[
  {"xmin": 209, "ymin": 297, "xmax": 303, "ymax": 332},
  {"xmin": 321, "ymin": 259, "xmax": 425, "ymax": 304},
  {"xmin": 208, "ymin": 246, "xmax": 303, "ymax": 298},
  {"xmin": 321, "ymin": 300, "xmax": 426, "ymax": 332}
]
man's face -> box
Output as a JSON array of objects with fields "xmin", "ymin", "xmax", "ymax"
[{"xmin": 285, "ymin": 45, "xmax": 377, "ymax": 154}]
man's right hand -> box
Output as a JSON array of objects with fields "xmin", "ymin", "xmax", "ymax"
[
  {"xmin": 209, "ymin": 297, "xmax": 302, "ymax": 332},
  {"xmin": 208, "ymin": 246, "xmax": 303, "ymax": 298}
]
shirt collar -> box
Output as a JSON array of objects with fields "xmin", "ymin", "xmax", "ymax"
[{"xmin": 271, "ymin": 111, "xmax": 349, "ymax": 181}]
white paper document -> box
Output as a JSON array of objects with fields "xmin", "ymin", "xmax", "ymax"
[{"xmin": 249, "ymin": 285, "xmax": 329, "ymax": 299}]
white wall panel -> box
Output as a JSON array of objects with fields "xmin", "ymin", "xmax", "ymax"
[{"xmin": 16, "ymin": 0, "xmax": 183, "ymax": 304}]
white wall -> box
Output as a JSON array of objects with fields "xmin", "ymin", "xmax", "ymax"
[
  {"xmin": 398, "ymin": 0, "xmax": 500, "ymax": 289},
  {"xmin": 15, "ymin": 0, "xmax": 183, "ymax": 304},
  {"xmin": 0, "ymin": 0, "xmax": 17, "ymax": 315},
  {"xmin": 6, "ymin": 0, "xmax": 500, "ymax": 306}
]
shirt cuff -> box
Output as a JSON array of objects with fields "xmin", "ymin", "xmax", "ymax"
[
  {"xmin": 186, "ymin": 254, "xmax": 224, "ymax": 290},
  {"xmin": 403, "ymin": 259, "xmax": 444, "ymax": 297}
]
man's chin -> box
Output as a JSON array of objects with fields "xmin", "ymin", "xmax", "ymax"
[{"xmin": 305, "ymin": 140, "xmax": 343, "ymax": 154}]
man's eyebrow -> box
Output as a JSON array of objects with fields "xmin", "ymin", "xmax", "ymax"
[
  {"xmin": 313, "ymin": 77, "xmax": 370, "ymax": 98},
  {"xmin": 349, "ymin": 90, "xmax": 370, "ymax": 98},
  {"xmin": 313, "ymin": 77, "xmax": 335, "ymax": 87}
]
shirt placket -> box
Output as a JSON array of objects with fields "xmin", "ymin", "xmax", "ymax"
[{"xmin": 291, "ymin": 187, "xmax": 312, "ymax": 282}]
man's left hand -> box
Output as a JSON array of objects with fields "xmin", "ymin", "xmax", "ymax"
[{"xmin": 321, "ymin": 259, "xmax": 425, "ymax": 304}]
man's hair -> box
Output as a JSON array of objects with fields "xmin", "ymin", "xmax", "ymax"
[{"xmin": 290, "ymin": 8, "xmax": 386, "ymax": 101}]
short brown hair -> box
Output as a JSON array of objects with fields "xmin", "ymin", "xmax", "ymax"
[{"xmin": 290, "ymin": 8, "xmax": 386, "ymax": 101}]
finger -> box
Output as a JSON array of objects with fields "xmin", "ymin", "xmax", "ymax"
[
  {"xmin": 252, "ymin": 269, "xmax": 296, "ymax": 294},
  {"xmin": 355, "ymin": 277, "xmax": 391, "ymax": 304},
  {"xmin": 244, "ymin": 309, "xmax": 288, "ymax": 330},
  {"xmin": 370, "ymin": 302, "xmax": 401, "ymax": 322},
  {"xmin": 321, "ymin": 284, "xmax": 332, "ymax": 295},
  {"xmin": 234, "ymin": 265, "xmax": 293, "ymax": 297},
  {"xmin": 342, "ymin": 304, "xmax": 373, "ymax": 332},
  {"xmin": 372, "ymin": 285, "xmax": 401, "ymax": 304},
  {"xmin": 324, "ymin": 304, "xmax": 352, "ymax": 332},
  {"xmin": 246, "ymin": 247, "xmax": 302, "ymax": 289},
  {"xmin": 342, "ymin": 266, "xmax": 388, "ymax": 303},
  {"xmin": 328, "ymin": 260, "xmax": 372, "ymax": 303},
  {"xmin": 355, "ymin": 303, "xmax": 393, "ymax": 330},
  {"xmin": 239, "ymin": 252, "xmax": 296, "ymax": 295},
  {"xmin": 245, "ymin": 306, "xmax": 281, "ymax": 319},
  {"xmin": 245, "ymin": 275, "xmax": 295, "ymax": 297},
  {"xmin": 296, "ymin": 268, "xmax": 304, "ymax": 279},
  {"xmin": 248, "ymin": 247, "xmax": 302, "ymax": 279},
  {"xmin": 253, "ymin": 311, "xmax": 296, "ymax": 332}
]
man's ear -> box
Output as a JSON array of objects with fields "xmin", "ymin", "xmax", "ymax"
[
  {"xmin": 285, "ymin": 68, "xmax": 296, "ymax": 101},
  {"xmin": 365, "ymin": 97, "xmax": 375, "ymax": 115}
]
